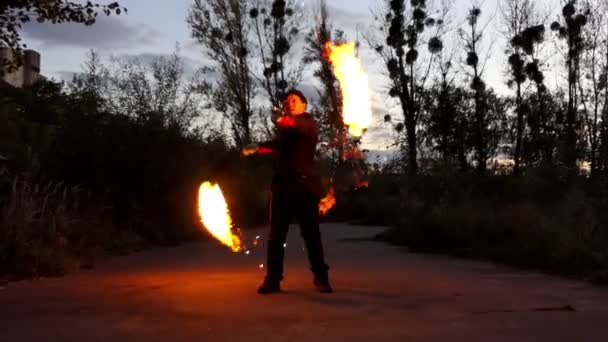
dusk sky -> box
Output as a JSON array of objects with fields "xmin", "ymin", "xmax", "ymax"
[{"xmin": 20, "ymin": 0, "xmax": 563, "ymax": 150}]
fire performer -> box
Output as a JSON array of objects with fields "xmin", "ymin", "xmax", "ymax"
[{"xmin": 242, "ymin": 89, "xmax": 332, "ymax": 294}]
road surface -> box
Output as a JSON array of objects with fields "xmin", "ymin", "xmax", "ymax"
[{"xmin": 1, "ymin": 224, "xmax": 607, "ymax": 341}]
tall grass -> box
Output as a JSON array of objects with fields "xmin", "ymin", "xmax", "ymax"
[
  {"xmin": 0, "ymin": 175, "xmax": 98, "ymax": 278},
  {"xmin": 338, "ymin": 170, "xmax": 608, "ymax": 283}
]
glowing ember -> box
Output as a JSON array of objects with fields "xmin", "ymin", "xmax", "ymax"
[
  {"xmin": 319, "ymin": 187, "xmax": 336, "ymax": 216},
  {"xmin": 325, "ymin": 41, "xmax": 373, "ymax": 137},
  {"xmin": 357, "ymin": 180, "xmax": 369, "ymax": 189},
  {"xmin": 198, "ymin": 182, "xmax": 242, "ymax": 252}
]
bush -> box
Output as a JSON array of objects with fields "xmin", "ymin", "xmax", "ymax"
[{"xmin": 359, "ymin": 170, "xmax": 608, "ymax": 283}]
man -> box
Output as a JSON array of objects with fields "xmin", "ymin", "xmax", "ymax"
[{"xmin": 242, "ymin": 89, "xmax": 332, "ymax": 294}]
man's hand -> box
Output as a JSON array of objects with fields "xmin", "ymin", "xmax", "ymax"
[
  {"xmin": 271, "ymin": 106, "xmax": 282, "ymax": 123},
  {"xmin": 242, "ymin": 143, "xmax": 259, "ymax": 156}
]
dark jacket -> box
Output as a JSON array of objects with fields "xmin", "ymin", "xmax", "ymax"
[{"xmin": 260, "ymin": 112, "xmax": 322, "ymax": 197}]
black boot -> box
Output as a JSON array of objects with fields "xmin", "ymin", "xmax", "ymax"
[
  {"xmin": 313, "ymin": 274, "xmax": 333, "ymax": 293},
  {"xmin": 258, "ymin": 277, "xmax": 281, "ymax": 294}
]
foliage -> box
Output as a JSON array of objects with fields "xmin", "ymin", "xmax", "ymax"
[{"xmin": 0, "ymin": 0, "xmax": 125, "ymax": 72}]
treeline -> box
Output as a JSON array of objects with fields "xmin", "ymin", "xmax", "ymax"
[{"xmin": 362, "ymin": 0, "xmax": 606, "ymax": 178}]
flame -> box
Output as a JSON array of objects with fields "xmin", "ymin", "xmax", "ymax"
[
  {"xmin": 197, "ymin": 182, "xmax": 242, "ymax": 252},
  {"xmin": 325, "ymin": 41, "xmax": 373, "ymax": 137},
  {"xmin": 319, "ymin": 187, "xmax": 336, "ymax": 216}
]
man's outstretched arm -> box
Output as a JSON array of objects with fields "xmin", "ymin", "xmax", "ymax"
[{"xmin": 242, "ymin": 139, "xmax": 278, "ymax": 156}]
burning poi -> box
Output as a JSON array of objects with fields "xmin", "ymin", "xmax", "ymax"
[
  {"xmin": 197, "ymin": 181, "xmax": 242, "ymax": 252},
  {"xmin": 324, "ymin": 41, "xmax": 373, "ymax": 137},
  {"xmin": 318, "ymin": 41, "xmax": 373, "ymax": 215}
]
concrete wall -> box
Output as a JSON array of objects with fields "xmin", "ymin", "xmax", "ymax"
[{"xmin": 0, "ymin": 48, "xmax": 41, "ymax": 88}]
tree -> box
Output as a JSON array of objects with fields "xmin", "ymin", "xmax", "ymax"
[
  {"xmin": 303, "ymin": 0, "xmax": 346, "ymax": 162},
  {"xmin": 423, "ymin": 55, "xmax": 470, "ymax": 169},
  {"xmin": 110, "ymin": 50, "xmax": 201, "ymax": 131},
  {"xmin": 66, "ymin": 50, "xmax": 111, "ymax": 116},
  {"xmin": 68, "ymin": 48, "xmax": 202, "ymax": 133},
  {"xmin": 249, "ymin": 0, "xmax": 304, "ymax": 107},
  {"xmin": 1, "ymin": 78, "xmax": 66, "ymax": 170},
  {"xmin": 577, "ymin": 0, "xmax": 607, "ymax": 177},
  {"xmin": 366, "ymin": 0, "xmax": 447, "ymax": 176},
  {"xmin": 501, "ymin": 0, "xmax": 545, "ymax": 174},
  {"xmin": 550, "ymin": 0, "xmax": 588, "ymax": 169},
  {"xmin": 526, "ymin": 89, "xmax": 560, "ymax": 164},
  {"xmin": 600, "ymin": 1, "xmax": 608, "ymax": 174},
  {"xmin": 188, "ymin": 0, "xmax": 255, "ymax": 147},
  {"xmin": 0, "ymin": 0, "xmax": 125, "ymax": 73},
  {"xmin": 460, "ymin": 5, "xmax": 491, "ymax": 173}
]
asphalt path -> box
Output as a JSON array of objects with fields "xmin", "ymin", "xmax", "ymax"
[{"xmin": 1, "ymin": 223, "xmax": 607, "ymax": 341}]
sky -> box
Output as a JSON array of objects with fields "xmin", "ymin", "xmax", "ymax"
[{"xmin": 19, "ymin": 0, "xmax": 562, "ymax": 152}]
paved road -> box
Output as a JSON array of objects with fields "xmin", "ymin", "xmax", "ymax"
[{"xmin": 1, "ymin": 224, "xmax": 607, "ymax": 341}]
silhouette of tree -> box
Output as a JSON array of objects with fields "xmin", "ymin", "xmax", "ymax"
[
  {"xmin": 188, "ymin": 0, "xmax": 255, "ymax": 147},
  {"xmin": 366, "ymin": 0, "xmax": 448, "ymax": 176},
  {"xmin": 460, "ymin": 5, "xmax": 491, "ymax": 173},
  {"xmin": 422, "ymin": 56, "xmax": 470, "ymax": 169},
  {"xmin": 501, "ymin": 0, "xmax": 545, "ymax": 173},
  {"xmin": 249, "ymin": 0, "xmax": 304, "ymax": 107},
  {"xmin": 550, "ymin": 0, "xmax": 588, "ymax": 169},
  {"xmin": 577, "ymin": 0, "xmax": 607, "ymax": 177}
]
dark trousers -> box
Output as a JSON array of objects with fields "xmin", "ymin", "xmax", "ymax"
[{"xmin": 265, "ymin": 186, "xmax": 329, "ymax": 282}]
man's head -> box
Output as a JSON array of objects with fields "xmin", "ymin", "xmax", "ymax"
[{"xmin": 282, "ymin": 89, "xmax": 307, "ymax": 116}]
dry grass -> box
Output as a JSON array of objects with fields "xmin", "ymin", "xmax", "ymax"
[{"xmin": 0, "ymin": 176, "xmax": 99, "ymax": 278}]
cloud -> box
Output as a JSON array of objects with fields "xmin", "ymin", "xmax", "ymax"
[
  {"xmin": 325, "ymin": 5, "xmax": 370, "ymax": 37},
  {"xmin": 54, "ymin": 71, "xmax": 81, "ymax": 82},
  {"xmin": 51, "ymin": 51, "xmax": 216, "ymax": 86},
  {"xmin": 21, "ymin": 15, "xmax": 160, "ymax": 49}
]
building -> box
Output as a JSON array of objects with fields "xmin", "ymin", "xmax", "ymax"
[
  {"xmin": 0, "ymin": 47, "xmax": 41, "ymax": 88},
  {"xmin": 1, "ymin": 48, "xmax": 42, "ymax": 170}
]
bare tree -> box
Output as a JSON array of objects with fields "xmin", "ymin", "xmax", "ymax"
[
  {"xmin": 366, "ymin": 0, "xmax": 448, "ymax": 176},
  {"xmin": 550, "ymin": 0, "xmax": 588, "ymax": 169},
  {"xmin": 188, "ymin": 0, "xmax": 255, "ymax": 147},
  {"xmin": 248, "ymin": 0, "xmax": 304, "ymax": 107},
  {"xmin": 577, "ymin": 0, "xmax": 607, "ymax": 177},
  {"xmin": 600, "ymin": 1, "xmax": 608, "ymax": 173},
  {"xmin": 501, "ymin": 0, "xmax": 539, "ymax": 173},
  {"xmin": 459, "ymin": 4, "xmax": 492, "ymax": 173}
]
